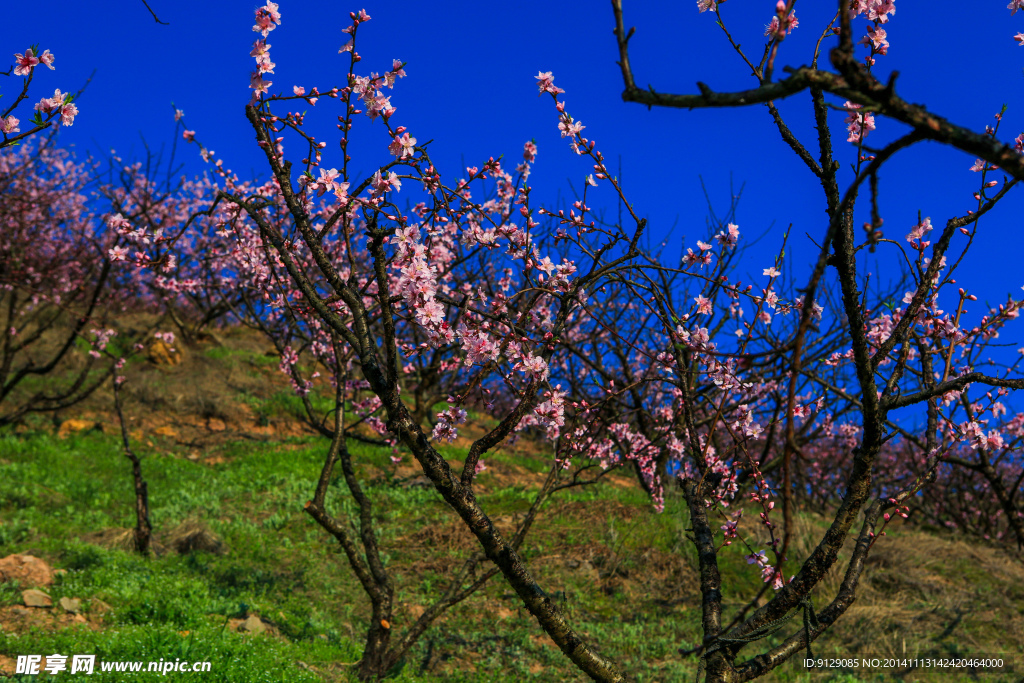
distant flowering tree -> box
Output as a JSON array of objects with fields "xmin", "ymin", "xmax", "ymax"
[
  {"xmin": 0, "ymin": 141, "xmax": 120, "ymax": 427},
  {"xmin": 97, "ymin": 141, "xmax": 246, "ymax": 344},
  {"xmin": 0, "ymin": 48, "xmax": 157, "ymax": 432},
  {"xmin": 0, "ymin": 131, "xmax": 170, "ymax": 555}
]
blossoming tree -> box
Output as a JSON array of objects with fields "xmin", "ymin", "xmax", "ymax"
[{"xmin": 606, "ymin": 0, "xmax": 1024, "ymax": 680}]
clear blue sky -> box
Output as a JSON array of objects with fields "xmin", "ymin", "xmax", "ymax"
[{"xmin": 8, "ymin": 1, "xmax": 1024, "ymax": 356}]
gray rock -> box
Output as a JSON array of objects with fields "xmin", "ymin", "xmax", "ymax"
[
  {"xmin": 59, "ymin": 597, "xmax": 82, "ymax": 614},
  {"xmin": 238, "ymin": 615, "xmax": 266, "ymax": 634},
  {"xmin": 22, "ymin": 589, "xmax": 52, "ymax": 607}
]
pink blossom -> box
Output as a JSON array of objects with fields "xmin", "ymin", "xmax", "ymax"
[
  {"xmin": 34, "ymin": 89, "xmax": 66, "ymax": 115},
  {"xmin": 250, "ymin": 72, "xmax": 272, "ymax": 96},
  {"xmin": 253, "ymin": 2, "xmax": 281, "ymax": 37},
  {"xmin": 765, "ymin": 11, "xmax": 798, "ymax": 38},
  {"xmin": 984, "ymin": 430, "xmax": 1005, "ymax": 451},
  {"xmin": 716, "ymin": 223, "xmax": 740, "ymax": 248},
  {"xmin": 384, "ymin": 60, "xmax": 406, "ymax": 87},
  {"xmin": 721, "ymin": 519, "xmax": 739, "ymax": 539},
  {"xmin": 251, "ymin": 39, "xmax": 271, "ymax": 61},
  {"xmin": 38, "ymin": 49, "xmax": 55, "ymax": 69},
  {"xmin": 906, "ymin": 217, "xmax": 932, "ymax": 242},
  {"xmin": 844, "ymin": 101, "xmax": 876, "ymax": 143},
  {"xmin": 59, "ymin": 102, "xmax": 78, "ymax": 126},
  {"xmin": 370, "ymin": 170, "xmax": 401, "ymax": 195},
  {"xmin": 460, "ymin": 328, "xmax": 500, "ymax": 366},
  {"xmin": 867, "ymin": 0, "xmax": 895, "ymax": 23},
  {"xmin": 313, "ymin": 167, "xmax": 342, "ymax": 197},
  {"xmin": 1, "ymin": 116, "xmax": 19, "ymax": 134},
  {"xmin": 90, "ymin": 328, "xmax": 117, "ymax": 353},
  {"xmin": 388, "ymin": 132, "xmax": 417, "ymax": 159},
  {"xmin": 861, "ymin": 26, "xmax": 888, "ymax": 54},
  {"xmin": 365, "ymin": 92, "xmax": 395, "ymax": 120},
  {"xmin": 697, "ymin": 0, "xmax": 718, "ymax": 12},
  {"xmin": 695, "ymin": 295, "xmax": 713, "ymax": 315},
  {"xmin": 519, "ymin": 354, "xmax": 550, "ymax": 381},
  {"xmin": 432, "ymin": 407, "xmax": 467, "ymax": 444},
  {"xmin": 255, "ymin": 53, "xmax": 275, "ymax": 74},
  {"xmin": 533, "ymin": 389, "xmax": 567, "ymax": 439},
  {"xmin": 558, "ymin": 116, "xmax": 585, "ymax": 138},
  {"xmin": 763, "ymin": 266, "xmax": 781, "ymax": 277},
  {"xmin": 417, "ymin": 300, "xmax": 445, "ymax": 327},
  {"xmin": 963, "ymin": 421, "xmax": 985, "ymax": 449},
  {"xmin": 692, "ymin": 327, "xmax": 710, "ymax": 347},
  {"xmin": 107, "ymin": 213, "xmax": 131, "ymax": 232},
  {"xmin": 1011, "ymin": 0, "xmax": 1024, "ymax": 15},
  {"xmin": 523, "ymin": 140, "xmax": 538, "ymax": 162},
  {"xmin": 535, "ymin": 71, "xmax": 564, "ymax": 96},
  {"xmin": 109, "ymin": 246, "xmax": 129, "ymax": 262},
  {"xmin": 13, "ymin": 49, "xmax": 40, "ymax": 76},
  {"xmin": 683, "ymin": 247, "xmax": 713, "ymax": 268}
]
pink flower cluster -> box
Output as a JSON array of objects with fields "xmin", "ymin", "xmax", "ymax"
[
  {"xmin": 349, "ymin": 59, "xmax": 406, "ymax": 122},
  {"xmin": 13, "ymin": 47, "xmax": 54, "ymax": 76},
  {"xmin": 849, "ymin": 0, "xmax": 895, "ymax": 23},
  {"xmin": 88, "ymin": 328, "xmax": 117, "ymax": 359},
  {"xmin": 250, "ymin": 2, "xmax": 281, "ymax": 97},
  {"xmin": 905, "ymin": 216, "xmax": 933, "ymax": 248},
  {"xmin": 33, "ymin": 88, "xmax": 78, "ymax": 127},
  {"xmin": 432, "ymin": 405, "xmax": 468, "ymax": 443},
  {"xmin": 4, "ymin": 50, "xmax": 73, "ymax": 135},
  {"xmin": 746, "ymin": 549, "xmax": 788, "ymax": 590},
  {"xmin": 843, "ymin": 101, "xmax": 875, "ymax": 144},
  {"xmin": 765, "ymin": 3, "xmax": 798, "ymax": 39}
]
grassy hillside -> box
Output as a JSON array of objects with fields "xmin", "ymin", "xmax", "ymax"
[{"xmin": 0, "ymin": 332, "xmax": 1022, "ymax": 681}]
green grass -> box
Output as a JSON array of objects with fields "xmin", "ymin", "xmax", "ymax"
[
  {"xmin": 0, "ymin": 431, "xmax": 1021, "ymax": 682},
  {"xmin": 237, "ymin": 387, "xmax": 338, "ymax": 427}
]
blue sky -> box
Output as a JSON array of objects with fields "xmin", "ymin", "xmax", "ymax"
[{"xmin": 8, "ymin": 1, "xmax": 1024, "ymax": 363}]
